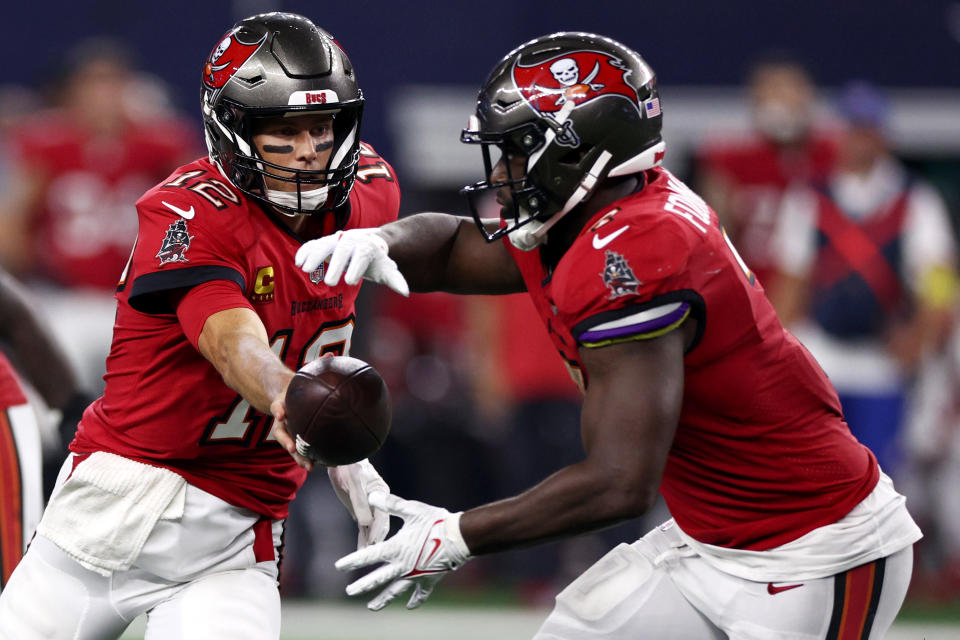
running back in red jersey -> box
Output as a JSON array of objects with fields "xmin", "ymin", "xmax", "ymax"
[{"xmin": 506, "ymin": 166, "xmax": 878, "ymax": 551}]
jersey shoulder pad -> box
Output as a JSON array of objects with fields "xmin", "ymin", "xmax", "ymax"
[
  {"xmin": 137, "ymin": 159, "xmax": 245, "ymax": 222},
  {"xmin": 553, "ymin": 194, "xmax": 702, "ymax": 345},
  {"xmin": 348, "ymin": 141, "xmax": 401, "ymax": 228}
]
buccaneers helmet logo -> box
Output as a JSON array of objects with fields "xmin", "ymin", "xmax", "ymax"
[
  {"xmin": 203, "ymin": 31, "xmax": 265, "ymax": 89},
  {"xmin": 156, "ymin": 219, "xmax": 194, "ymax": 266},
  {"xmin": 512, "ymin": 51, "xmax": 640, "ymax": 115}
]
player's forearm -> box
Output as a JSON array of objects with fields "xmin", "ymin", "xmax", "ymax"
[
  {"xmin": 458, "ymin": 459, "xmax": 653, "ymax": 555},
  {"xmin": 377, "ymin": 213, "xmax": 463, "ymax": 292},
  {"xmin": 379, "ymin": 213, "xmax": 522, "ymax": 295},
  {"xmin": 198, "ymin": 311, "xmax": 294, "ymax": 413},
  {"xmin": 220, "ymin": 333, "xmax": 294, "ymax": 413}
]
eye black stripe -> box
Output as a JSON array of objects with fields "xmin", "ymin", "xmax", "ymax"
[{"xmin": 262, "ymin": 145, "xmax": 293, "ymax": 153}]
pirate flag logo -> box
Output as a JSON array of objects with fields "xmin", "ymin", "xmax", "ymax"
[
  {"xmin": 511, "ymin": 50, "xmax": 642, "ymax": 147},
  {"xmin": 203, "ymin": 30, "xmax": 265, "ymax": 90},
  {"xmin": 156, "ymin": 219, "xmax": 194, "ymax": 266},
  {"xmin": 601, "ymin": 249, "xmax": 640, "ymax": 299}
]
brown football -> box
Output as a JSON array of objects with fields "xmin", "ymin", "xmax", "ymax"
[{"xmin": 284, "ymin": 356, "xmax": 391, "ymax": 466}]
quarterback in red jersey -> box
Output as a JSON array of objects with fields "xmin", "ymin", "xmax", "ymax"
[
  {"xmin": 297, "ymin": 33, "xmax": 920, "ymax": 638},
  {"xmin": 0, "ymin": 13, "xmax": 397, "ymax": 640}
]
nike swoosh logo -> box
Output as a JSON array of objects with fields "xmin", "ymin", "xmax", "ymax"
[
  {"xmin": 161, "ymin": 200, "xmax": 195, "ymax": 219},
  {"xmin": 592, "ymin": 226, "xmax": 628, "ymax": 250},
  {"xmin": 767, "ymin": 582, "xmax": 804, "ymax": 595},
  {"xmin": 422, "ymin": 538, "xmax": 442, "ymax": 566}
]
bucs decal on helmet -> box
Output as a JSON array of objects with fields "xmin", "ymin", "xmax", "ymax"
[
  {"xmin": 156, "ymin": 219, "xmax": 194, "ymax": 266},
  {"xmin": 601, "ymin": 249, "xmax": 640, "ymax": 299},
  {"xmin": 512, "ymin": 51, "xmax": 640, "ymax": 114},
  {"xmin": 203, "ymin": 31, "xmax": 266, "ymax": 90}
]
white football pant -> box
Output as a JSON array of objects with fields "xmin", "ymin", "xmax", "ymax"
[
  {"xmin": 534, "ymin": 520, "xmax": 912, "ymax": 640},
  {"xmin": 0, "ymin": 456, "xmax": 283, "ymax": 640}
]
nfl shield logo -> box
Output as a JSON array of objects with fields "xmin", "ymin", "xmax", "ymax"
[{"xmin": 309, "ymin": 265, "xmax": 325, "ymax": 284}]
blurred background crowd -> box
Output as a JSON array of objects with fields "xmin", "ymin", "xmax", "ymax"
[{"xmin": 1, "ymin": 0, "xmax": 959, "ymax": 613}]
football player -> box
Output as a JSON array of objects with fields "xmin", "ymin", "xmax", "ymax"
[
  {"xmin": 295, "ymin": 33, "xmax": 921, "ymax": 638},
  {"xmin": 0, "ymin": 13, "xmax": 396, "ymax": 640}
]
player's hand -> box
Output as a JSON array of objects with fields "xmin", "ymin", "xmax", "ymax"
[
  {"xmin": 328, "ymin": 459, "xmax": 391, "ymax": 549},
  {"xmin": 270, "ymin": 396, "xmax": 315, "ymax": 471},
  {"xmin": 336, "ymin": 492, "xmax": 472, "ymax": 610},
  {"xmin": 295, "ymin": 229, "xmax": 410, "ymax": 297}
]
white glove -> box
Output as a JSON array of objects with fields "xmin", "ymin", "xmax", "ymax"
[
  {"xmin": 295, "ymin": 229, "xmax": 410, "ymax": 296},
  {"xmin": 335, "ymin": 492, "xmax": 472, "ymax": 610},
  {"xmin": 327, "ymin": 459, "xmax": 391, "ymax": 549}
]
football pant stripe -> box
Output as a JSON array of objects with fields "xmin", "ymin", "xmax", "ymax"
[
  {"xmin": 824, "ymin": 557, "xmax": 886, "ymax": 639},
  {"xmin": 0, "ymin": 409, "xmax": 24, "ymax": 587}
]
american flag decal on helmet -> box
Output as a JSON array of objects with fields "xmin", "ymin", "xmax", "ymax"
[{"xmin": 644, "ymin": 98, "xmax": 661, "ymax": 118}]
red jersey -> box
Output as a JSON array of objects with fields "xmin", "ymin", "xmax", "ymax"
[
  {"xmin": 0, "ymin": 353, "xmax": 27, "ymax": 409},
  {"xmin": 71, "ymin": 146, "xmax": 400, "ymax": 519},
  {"xmin": 698, "ymin": 133, "xmax": 836, "ymax": 286},
  {"xmin": 506, "ymin": 167, "xmax": 878, "ymax": 551},
  {"xmin": 13, "ymin": 111, "xmax": 196, "ymax": 290}
]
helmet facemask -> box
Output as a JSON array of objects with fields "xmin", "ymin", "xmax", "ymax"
[
  {"xmin": 204, "ymin": 97, "xmax": 362, "ymax": 216},
  {"xmin": 460, "ymin": 119, "xmax": 550, "ymax": 246}
]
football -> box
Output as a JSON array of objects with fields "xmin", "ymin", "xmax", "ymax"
[{"xmin": 284, "ymin": 355, "xmax": 391, "ymax": 466}]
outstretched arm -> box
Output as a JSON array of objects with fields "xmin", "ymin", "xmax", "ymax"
[
  {"xmin": 196, "ymin": 307, "xmax": 294, "ymax": 416},
  {"xmin": 297, "ymin": 214, "xmax": 525, "ymax": 295},
  {"xmin": 380, "ymin": 214, "xmax": 524, "ymax": 295}
]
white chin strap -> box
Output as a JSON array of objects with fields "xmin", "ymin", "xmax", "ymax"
[
  {"xmin": 507, "ymin": 149, "xmax": 614, "ymax": 252},
  {"xmin": 507, "ymin": 212, "xmax": 547, "ymax": 251},
  {"xmin": 264, "ymin": 185, "xmax": 329, "ymax": 215}
]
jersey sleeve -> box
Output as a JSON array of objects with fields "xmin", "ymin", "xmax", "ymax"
[
  {"xmin": 125, "ymin": 186, "xmax": 247, "ymax": 315},
  {"xmin": 175, "ymin": 279, "xmax": 254, "ymax": 349},
  {"xmin": 562, "ymin": 217, "xmax": 703, "ymax": 349}
]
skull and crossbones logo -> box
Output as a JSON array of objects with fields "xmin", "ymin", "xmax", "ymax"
[
  {"xmin": 212, "ymin": 36, "xmax": 231, "ymax": 62},
  {"xmin": 535, "ymin": 57, "xmax": 605, "ymax": 106}
]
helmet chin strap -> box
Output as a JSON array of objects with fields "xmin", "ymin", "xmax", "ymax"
[
  {"xmin": 264, "ymin": 185, "xmax": 329, "ymax": 215},
  {"xmin": 508, "ymin": 150, "xmax": 613, "ymax": 251},
  {"xmin": 507, "ymin": 210, "xmax": 547, "ymax": 251}
]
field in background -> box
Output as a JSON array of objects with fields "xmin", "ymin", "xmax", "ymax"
[{"xmin": 116, "ymin": 599, "xmax": 960, "ymax": 639}]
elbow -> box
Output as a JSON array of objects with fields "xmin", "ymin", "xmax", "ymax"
[{"xmin": 592, "ymin": 466, "xmax": 658, "ymax": 519}]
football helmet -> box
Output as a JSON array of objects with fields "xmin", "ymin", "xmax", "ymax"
[
  {"xmin": 461, "ymin": 32, "xmax": 665, "ymax": 250},
  {"xmin": 201, "ymin": 12, "xmax": 363, "ymax": 217}
]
